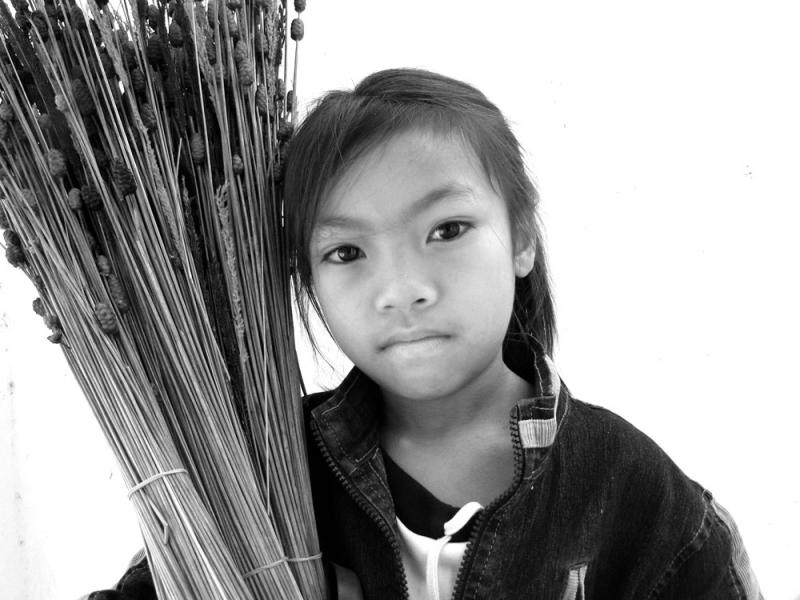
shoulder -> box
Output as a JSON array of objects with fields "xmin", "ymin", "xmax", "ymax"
[
  {"xmin": 555, "ymin": 397, "xmax": 761, "ymax": 598},
  {"xmin": 558, "ymin": 397, "xmax": 695, "ymax": 496},
  {"xmin": 303, "ymin": 389, "xmax": 337, "ymax": 414},
  {"xmin": 301, "ymin": 389, "xmax": 337, "ymax": 439},
  {"xmin": 553, "ymin": 397, "xmax": 706, "ymax": 554}
]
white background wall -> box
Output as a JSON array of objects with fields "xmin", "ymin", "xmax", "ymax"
[{"xmin": 1, "ymin": 1, "xmax": 799, "ymax": 598}]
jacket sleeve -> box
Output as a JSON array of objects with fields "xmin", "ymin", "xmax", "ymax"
[
  {"xmin": 113, "ymin": 551, "xmax": 157, "ymax": 600},
  {"xmin": 80, "ymin": 550, "xmax": 156, "ymax": 600},
  {"xmin": 653, "ymin": 494, "xmax": 762, "ymax": 600}
]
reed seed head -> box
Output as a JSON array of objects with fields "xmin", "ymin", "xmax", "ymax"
[
  {"xmin": 108, "ymin": 274, "xmax": 129, "ymax": 313},
  {"xmin": 111, "ymin": 158, "xmax": 137, "ymax": 196},
  {"xmin": 131, "ymin": 68, "xmax": 146, "ymax": 95},
  {"xmin": 33, "ymin": 274, "xmax": 44, "ymax": 294},
  {"xmin": 11, "ymin": 0, "xmax": 28, "ymax": 12},
  {"xmin": 274, "ymin": 159, "xmax": 285, "ymax": 184},
  {"xmin": 227, "ymin": 0, "xmax": 241, "ymax": 10},
  {"xmin": 294, "ymin": 0, "xmax": 305, "ymax": 12},
  {"xmin": 226, "ymin": 9, "xmax": 239, "ymax": 40},
  {"xmin": 47, "ymin": 330, "xmax": 63, "ymax": 344},
  {"xmin": 96, "ymin": 254, "xmax": 112, "ymax": 276},
  {"xmin": 147, "ymin": 4, "xmax": 160, "ymax": 29},
  {"xmin": 15, "ymin": 12, "xmax": 32, "ymax": 33},
  {"xmin": 81, "ymin": 183, "xmax": 102, "ymax": 210},
  {"xmin": 277, "ymin": 119, "xmax": 293, "ymax": 142},
  {"xmin": 237, "ymin": 59, "xmax": 254, "ymax": 86},
  {"xmin": 100, "ymin": 51, "xmax": 115, "ymax": 78},
  {"xmin": 276, "ymin": 78, "xmax": 286, "ymax": 100},
  {"xmin": 32, "ymin": 297, "xmax": 44, "ymax": 316},
  {"xmin": 205, "ymin": 37, "xmax": 217, "ymax": 64},
  {"xmin": 94, "ymin": 301, "xmax": 119, "ymax": 335},
  {"xmin": 168, "ymin": 21, "xmax": 184, "ymax": 47},
  {"xmin": 190, "ymin": 132, "xmax": 205, "ymax": 164},
  {"xmin": 232, "ymin": 154, "xmax": 243, "ymax": 174},
  {"xmin": 141, "ymin": 103, "xmax": 157, "ymax": 130},
  {"xmin": 286, "ymin": 89, "xmax": 294, "ymax": 113},
  {"xmin": 55, "ymin": 93, "xmax": 68, "ymax": 112},
  {"xmin": 44, "ymin": 313, "xmax": 60, "ymax": 330},
  {"xmin": 207, "ymin": 0, "xmax": 217, "ymax": 27},
  {"xmin": 22, "ymin": 189, "xmax": 38, "ymax": 214},
  {"xmin": 147, "ymin": 35, "xmax": 166, "ymax": 68},
  {"xmin": 255, "ymin": 84, "xmax": 270, "ymax": 116},
  {"xmin": 47, "ymin": 148, "xmax": 67, "ymax": 178},
  {"xmin": 44, "ymin": 2, "xmax": 58, "ymax": 21},
  {"xmin": 0, "ymin": 103, "xmax": 15, "ymax": 121},
  {"xmin": 4, "ymin": 229, "xmax": 21, "ymax": 247},
  {"xmin": 254, "ymin": 30, "xmax": 267, "ymax": 54},
  {"xmin": 90, "ymin": 19, "xmax": 102, "ymax": 45},
  {"xmin": 233, "ymin": 39, "xmax": 248, "ymax": 63},
  {"xmin": 122, "ymin": 41, "xmax": 137, "ymax": 69},
  {"xmin": 67, "ymin": 188, "xmax": 82, "ymax": 210},
  {"xmin": 290, "ymin": 18, "xmax": 303, "ymax": 41},
  {"xmin": 72, "ymin": 79, "xmax": 94, "ymax": 116},
  {"xmin": 36, "ymin": 112, "xmax": 51, "ymax": 131},
  {"xmin": 30, "ymin": 10, "xmax": 49, "ymax": 40},
  {"xmin": 69, "ymin": 5, "xmax": 86, "ymax": 30},
  {"xmin": 137, "ymin": 0, "xmax": 147, "ymax": 17},
  {"xmin": 5, "ymin": 244, "xmax": 26, "ymax": 267}
]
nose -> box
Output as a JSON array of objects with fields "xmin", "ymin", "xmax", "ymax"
[{"xmin": 372, "ymin": 252, "xmax": 438, "ymax": 314}]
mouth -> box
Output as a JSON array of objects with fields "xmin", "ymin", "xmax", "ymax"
[{"xmin": 380, "ymin": 332, "xmax": 450, "ymax": 351}]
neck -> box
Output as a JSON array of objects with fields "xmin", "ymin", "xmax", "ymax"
[{"xmin": 379, "ymin": 353, "xmax": 535, "ymax": 443}]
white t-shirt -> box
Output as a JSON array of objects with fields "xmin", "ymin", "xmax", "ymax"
[{"xmin": 396, "ymin": 501, "xmax": 483, "ymax": 600}]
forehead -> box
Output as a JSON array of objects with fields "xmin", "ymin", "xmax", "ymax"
[{"xmin": 315, "ymin": 129, "xmax": 499, "ymax": 231}]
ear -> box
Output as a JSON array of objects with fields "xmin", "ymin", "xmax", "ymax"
[{"xmin": 514, "ymin": 241, "xmax": 536, "ymax": 278}]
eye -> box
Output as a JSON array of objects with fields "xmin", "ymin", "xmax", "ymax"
[
  {"xmin": 323, "ymin": 245, "xmax": 364, "ymax": 264},
  {"xmin": 430, "ymin": 221, "xmax": 471, "ymax": 242}
]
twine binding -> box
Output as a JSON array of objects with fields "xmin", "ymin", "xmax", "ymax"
[
  {"xmin": 127, "ymin": 468, "xmax": 189, "ymax": 498},
  {"xmin": 127, "ymin": 469, "xmax": 189, "ymax": 546}
]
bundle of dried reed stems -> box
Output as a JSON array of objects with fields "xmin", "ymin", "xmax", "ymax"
[{"xmin": 0, "ymin": 0, "xmax": 324, "ymax": 597}]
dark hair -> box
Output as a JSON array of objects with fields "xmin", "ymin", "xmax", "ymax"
[{"xmin": 283, "ymin": 68, "xmax": 556, "ymax": 357}]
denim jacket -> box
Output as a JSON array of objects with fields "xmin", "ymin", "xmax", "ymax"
[{"xmin": 304, "ymin": 336, "xmax": 762, "ymax": 600}]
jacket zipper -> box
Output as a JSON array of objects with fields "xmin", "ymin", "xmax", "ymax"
[
  {"xmin": 310, "ymin": 418, "xmax": 411, "ymax": 600},
  {"xmin": 450, "ymin": 407, "xmax": 525, "ymax": 600}
]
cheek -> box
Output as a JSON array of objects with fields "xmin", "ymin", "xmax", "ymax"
[
  {"xmin": 454, "ymin": 240, "xmax": 518, "ymax": 324},
  {"xmin": 456, "ymin": 234, "xmax": 517, "ymax": 287},
  {"xmin": 313, "ymin": 268, "xmax": 368, "ymax": 335}
]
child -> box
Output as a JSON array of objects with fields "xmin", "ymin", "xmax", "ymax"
[{"xmin": 89, "ymin": 68, "xmax": 761, "ymax": 600}]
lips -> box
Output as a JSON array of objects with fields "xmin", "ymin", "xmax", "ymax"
[{"xmin": 380, "ymin": 330, "xmax": 449, "ymax": 351}]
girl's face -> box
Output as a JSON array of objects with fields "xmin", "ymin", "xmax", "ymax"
[{"xmin": 310, "ymin": 128, "xmax": 534, "ymax": 404}]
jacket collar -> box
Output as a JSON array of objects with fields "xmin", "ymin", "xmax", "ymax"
[{"xmin": 307, "ymin": 335, "xmax": 568, "ymax": 478}]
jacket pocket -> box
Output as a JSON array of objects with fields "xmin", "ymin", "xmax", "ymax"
[{"xmin": 561, "ymin": 563, "xmax": 588, "ymax": 600}]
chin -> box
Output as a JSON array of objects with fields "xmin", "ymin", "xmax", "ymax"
[
  {"xmin": 375, "ymin": 362, "xmax": 473, "ymax": 402},
  {"xmin": 383, "ymin": 379, "xmax": 459, "ymax": 403}
]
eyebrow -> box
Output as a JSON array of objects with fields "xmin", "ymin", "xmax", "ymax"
[{"xmin": 314, "ymin": 182, "xmax": 476, "ymax": 234}]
